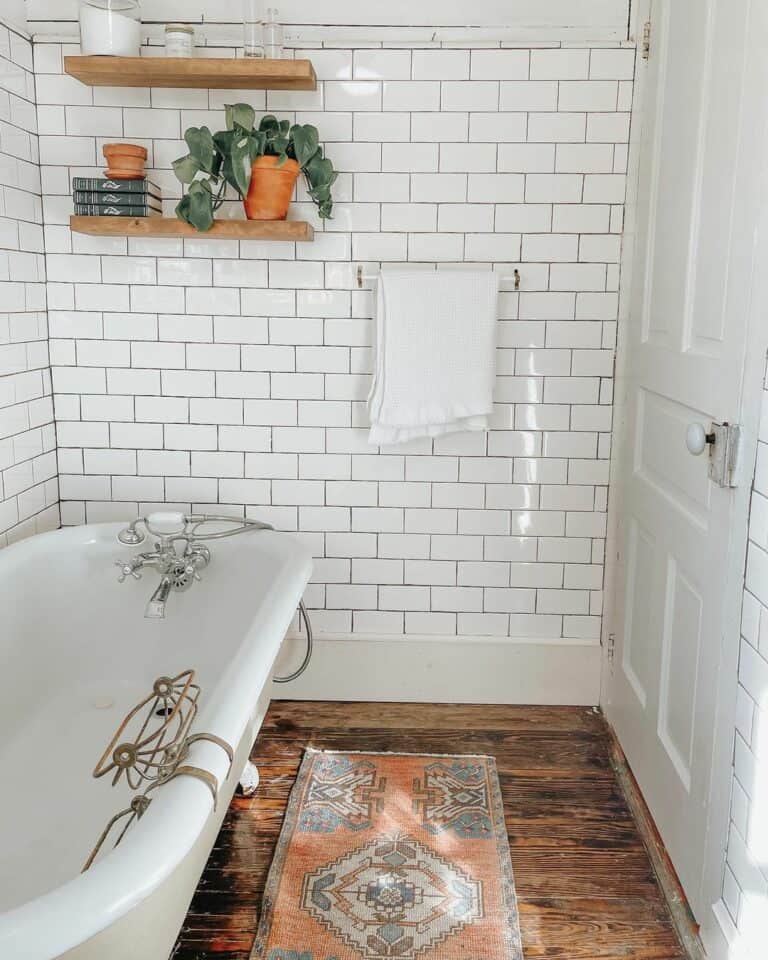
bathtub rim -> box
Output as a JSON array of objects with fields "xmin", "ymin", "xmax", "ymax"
[{"xmin": 0, "ymin": 521, "xmax": 313, "ymax": 960}]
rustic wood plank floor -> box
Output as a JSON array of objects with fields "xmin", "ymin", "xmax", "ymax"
[{"xmin": 173, "ymin": 702, "xmax": 686, "ymax": 960}]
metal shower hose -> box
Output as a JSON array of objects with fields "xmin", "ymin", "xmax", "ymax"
[{"xmin": 273, "ymin": 599, "xmax": 313, "ymax": 683}]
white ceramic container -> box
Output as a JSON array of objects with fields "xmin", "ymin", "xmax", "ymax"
[{"xmin": 80, "ymin": 0, "xmax": 141, "ymax": 57}]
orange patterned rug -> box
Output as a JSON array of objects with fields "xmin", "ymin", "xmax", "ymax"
[{"xmin": 250, "ymin": 749, "xmax": 523, "ymax": 960}]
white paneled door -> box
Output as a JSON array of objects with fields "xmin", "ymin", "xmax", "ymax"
[{"xmin": 607, "ymin": 0, "xmax": 765, "ymax": 920}]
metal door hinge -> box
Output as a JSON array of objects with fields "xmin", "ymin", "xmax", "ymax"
[
  {"xmin": 642, "ymin": 21, "xmax": 651, "ymax": 60},
  {"xmin": 709, "ymin": 422, "xmax": 741, "ymax": 488},
  {"xmin": 606, "ymin": 633, "xmax": 616, "ymax": 663}
]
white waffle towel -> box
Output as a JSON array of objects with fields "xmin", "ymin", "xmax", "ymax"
[{"xmin": 368, "ymin": 269, "xmax": 499, "ymax": 446}]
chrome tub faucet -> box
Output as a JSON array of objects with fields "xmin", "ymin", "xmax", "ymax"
[
  {"xmin": 145, "ymin": 577, "xmax": 173, "ymax": 620},
  {"xmin": 114, "ymin": 512, "xmax": 272, "ymax": 619},
  {"xmin": 114, "ymin": 512, "xmax": 214, "ymax": 619}
]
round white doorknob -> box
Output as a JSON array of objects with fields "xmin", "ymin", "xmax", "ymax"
[{"xmin": 686, "ymin": 423, "xmax": 709, "ymax": 456}]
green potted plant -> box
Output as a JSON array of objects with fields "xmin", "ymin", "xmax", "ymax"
[{"xmin": 173, "ymin": 103, "xmax": 338, "ymax": 231}]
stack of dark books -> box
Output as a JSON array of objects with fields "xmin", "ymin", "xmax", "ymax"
[{"xmin": 72, "ymin": 177, "xmax": 163, "ymax": 218}]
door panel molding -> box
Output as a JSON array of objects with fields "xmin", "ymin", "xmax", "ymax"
[{"xmin": 657, "ymin": 556, "xmax": 702, "ymax": 792}]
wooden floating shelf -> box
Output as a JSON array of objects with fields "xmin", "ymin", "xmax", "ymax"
[
  {"xmin": 70, "ymin": 216, "xmax": 314, "ymax": 242},
  {"xmin": 64, "ymin": 55, "xmax": 317, "ymax": 90}
]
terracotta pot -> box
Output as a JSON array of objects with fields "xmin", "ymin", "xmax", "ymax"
[
  {"xmin": 244, "ymin": 155, "xmax": 300, "ymax": 221},
  {"xmin": 103, "ymin": 142, "xmax": 148, "ymax": 180}
]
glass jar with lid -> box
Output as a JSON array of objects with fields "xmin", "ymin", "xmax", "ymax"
[
  {"xmin": 165, "ymin": 23, "xmax": 195, "ymax": 58},
  {"xmin": 79, "ymin": 0, "xmax": 141, "ymax": 57}
]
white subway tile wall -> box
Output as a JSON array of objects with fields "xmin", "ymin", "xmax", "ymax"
[
  {"xmin": 38, "ymin": 37, "xmax": 636, "ymax": 640},
  {"xmin": 0, "ymin": 24, "xmax": 59, "ymax": 547},
  {"xmin": 721, "ymin": 369, "xmax": 768, "ymax": 931}
]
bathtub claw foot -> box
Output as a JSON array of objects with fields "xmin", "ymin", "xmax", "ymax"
[{"xmin": 238, "ymin": 760, "xmax": 260, "ymax": 797}]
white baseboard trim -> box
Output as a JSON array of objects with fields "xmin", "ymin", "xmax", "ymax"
[
  {"xmin": 700, "ymin": 901, "xmax": 735, "ymax": 960},
  {"xmin": 271, "ymin": 633, "xmax": 601, "ymax": 705}
]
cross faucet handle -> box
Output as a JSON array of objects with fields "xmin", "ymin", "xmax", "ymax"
[{"xmin": 115, "ymin": 560, "xmax": 142, "ymax": 583}]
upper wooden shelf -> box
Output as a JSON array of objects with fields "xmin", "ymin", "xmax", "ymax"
[
  {"xmin": 64, "ymin": 56, "xmax": 317, "ymax": 90},
  {"xmin": 70, "ymin": 216, "xmax": 314, "ymax": 242}
]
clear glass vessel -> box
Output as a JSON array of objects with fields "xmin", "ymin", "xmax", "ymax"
[
  {"xmin": 79, "ymin": 0, "xmax": 141, "ymax": 57},
  {"xmin": 263, "ymin": 7, "xmax": 284, "ymax": 59},
  {"xmin": 243, "ymin": 0, "xmax": 264, "ymax": 58}
]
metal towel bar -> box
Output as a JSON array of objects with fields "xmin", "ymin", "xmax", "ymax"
[{"xmin": 356, "ymin": 265, "xmax": 521, "ymax": 290}]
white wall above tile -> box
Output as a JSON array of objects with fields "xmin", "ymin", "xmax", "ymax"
[
  {"xmin": 1, "ymin": 1, "xmax": 28, "ymax": 33},
  {"xmin": 27, "ymin": 1, "xmax": 632, "ymax": 42}
]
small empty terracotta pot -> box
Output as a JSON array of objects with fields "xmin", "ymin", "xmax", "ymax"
[
  {"xmin": 103, "ymin": 142, "xmax": 148, "ymax": 180},
  {"xmin": 244, "ymin": 155, "xmax": 300, "ymax": 221}
]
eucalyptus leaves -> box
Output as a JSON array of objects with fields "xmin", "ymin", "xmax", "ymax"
[{"xmin": 173, "ymin": 103, "xmax": 337, "ymax": 231}]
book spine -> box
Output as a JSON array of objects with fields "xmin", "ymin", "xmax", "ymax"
[
  {"xmin": 74, "ymin": 204, "xmax": 161, "ymax": 217},
  {"xmin": 74, "ymin": 191, "xmax": 162, "ymax": 208},
  {"xmin": 72, "ymin": 177, "xmax": 162, "ymax": 196}
]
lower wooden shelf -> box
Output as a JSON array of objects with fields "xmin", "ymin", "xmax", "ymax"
[
  {"xmin": 64, "ymin": 56, "xmax": 317, "ymax": 91},
  {"xmin": 69, "ymin": 216, "xmax": 314, "ymax": 241}
]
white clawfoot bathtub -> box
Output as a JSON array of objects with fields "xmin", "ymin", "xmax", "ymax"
[{"xmin": 0, "ymin": 522, "xmax": 312, "ymax": 960}]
